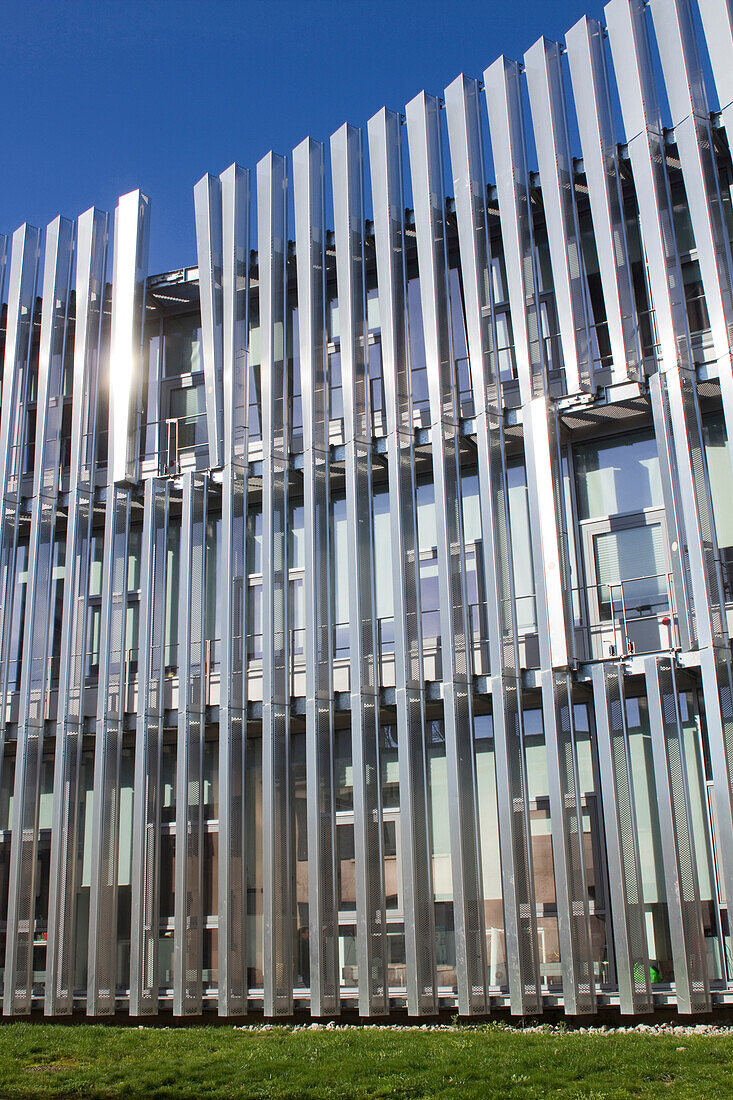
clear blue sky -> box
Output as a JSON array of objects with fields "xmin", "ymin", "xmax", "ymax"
[{"xmin": 2, "ymin": 0, "xmax": 609, "ymax": 274}]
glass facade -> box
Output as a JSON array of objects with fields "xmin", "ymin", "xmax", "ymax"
[{"xmin": 3, "ymin": 0, "xmax": 733, "ymax": 1020}]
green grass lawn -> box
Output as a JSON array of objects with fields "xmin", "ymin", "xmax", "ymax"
[{"xmin": 0, "ymin": 1021, "xmax": 730, "ymax": 1099}]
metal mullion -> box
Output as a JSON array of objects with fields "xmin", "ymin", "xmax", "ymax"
[
  {"xmin": 332, "ymin": 122, "xmax": 389, "ymax": 1018},
  {"xmin": 444, "ymin": 73, "xmax": 541, "ymax": 1016},
  {"xmin": 194, "ymin": 173, "xmax": 224, "ymax": 470},
  {"xmin": 367, "ymin": 108, "xmax": 437, "ymax": 1017},
  {"xmin": 485, "ymin": 58, "xmax": 588, "ymax": 1015},
  {"xmin": 45, "ymin": 207, "xmax": 108, "ymax": 1017},
  {"xmin": 87, "ymin": 484, "xmax": 131, "ymax": 1016},
  {"xmin": 258, "ymin": 152, "xmax": 293, "ymax": 1018},
  {"xmin": 173, "ymin": 472, "xmax": 207, "ymax": 1016},
  {"xmin": 293, "ymin": 136, "xmax": 339, "ymax": 1018},
  {"xmin": 590, "ymin": 663, "xmax": 652, "ymax": 1014},
  {"xmin": 129, "ymin": 477, "xmax": 168, "ymax": 1015},
  {"xmin": 644, "ymin": 655, "xmax": 711, "ymax": 1013},
  {"xmin": 524, "ymin": 37, "xmax": 595, "ymax": 395},
  {"xmin": 565, "ymin": 15, "xmax": 643, "ymax": 382},
  {"xmin": 4, "ymin": 215, "xmax": 75, "ymax": 1016},
  {"xmin": 405, "ymin": 91, "xmax": 487, "ymax": 1016},
  {"xmin": 218, "ymin": 162, "xmax": 250, "ymax": 1017}
]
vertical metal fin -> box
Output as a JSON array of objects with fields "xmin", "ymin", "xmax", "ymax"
[
  {"xmin": 258, "ymin": 152, "xmax": 294, "ymax": 1018},
  {"xmin": 174, "ymin": 473, "xmax": 208, "ymax": 1016},
  {"xmin": 108, "ymin": 191, "xmax": 150, "ymax": 485},
  {"xmin": 649, "ymin": 0, "xmax": 733, "ymax": 495},
  {"xmin": 696, "ymin": 0, "xmax": 733, "ymax": 140},
  {"xmin": 88, "ymin": 189, "xmax": 149, "ymax": 1015},
  {"xmin": 565, "ymin": 15, "xmax": 643, "ymax": 382},
  {"xmin": 293, "ymin": 137, "xmax": 340, "ymax": 1018},
  {"xmin": 4, "ymin": 215, "xmax": 75, "ymax": 1015},
  {"xmin": 129, "ymin": 477, "xmax": 169, "ymax": 1015},
  {"xmin": 218, "ymin": 162, "xmax": 250, "ymax": 1016},
  {"xmin": 87, "ymin": 485, "xmax": 132, "ymax": 1015},
  {"xmin": 590, "ymin": 663, "xmax": 653, "ymax": 1015},
  {"xmin": 540, "ymin": 670, "xmax": 596, "ymax": 1014},
  {"xmin": 331, "ymin": 122, "xmax": 388, "ymax": 1017},
  {"xmin": 444, "ymin": 74, "xmax": 539, "ymax": 1016},
  {"xmin": 525, "ymin": 37, "xmax": 595, "ymax": 394},
  {"xmin": 368, "ymin": 108, "xmax": 438, "ymax": 1017},
  {"xmin": 405, "ymin": 92, "xmax": 488, "ymax": 1016},
  {"xmin": 46, "ymin": 206, "xmax": 109, "ymax": 1017},
  {"xmin": 485, "ymin": 55, "xmax": 595, "ymax": 1013},
  {"xmin": 194, "ymin": 174, "xmax": 224, "ymax": 470},
  {"xmin": 0, "ymin": 225, "xmax": 42, "ymax": 771},
  {"xmin": 644, "ymin": 656, "xmax": 711, "ymax": 1014}
]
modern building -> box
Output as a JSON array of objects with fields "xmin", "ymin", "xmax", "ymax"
[{"xmin": 4, "ymin": 0, "xmax": 733, "ymax": 1020}]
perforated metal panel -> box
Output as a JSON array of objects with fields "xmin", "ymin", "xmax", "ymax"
[{"xmin": 368, "ymin": 108, "xmax": 437, "ymax": 1018}]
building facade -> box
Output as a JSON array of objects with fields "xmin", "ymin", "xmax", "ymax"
[{"xmin": 4, "ymin": 0, "xmax": 733, "ymax": 1019}]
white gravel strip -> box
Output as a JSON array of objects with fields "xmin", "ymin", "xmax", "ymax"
[{"xmin": 228, "ymin": 1020, "xmax": 733, "ymax": 1035}]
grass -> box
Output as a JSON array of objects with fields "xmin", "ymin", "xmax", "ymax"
[{"xmin": 0, "ymin": 1021, "xmax": 730, "ymax": 1099}]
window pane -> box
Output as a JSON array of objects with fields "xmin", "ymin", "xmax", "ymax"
[
  {"xmin": 575, "ymin": 431, "xmax": 663, "ymax": 520},
  {"xmin": 164, "ymin": 315, "xmax": 202, "ymax": 377}
]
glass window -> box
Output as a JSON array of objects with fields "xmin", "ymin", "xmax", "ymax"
[
  {"xmin": 164, "ymin": 523, "xmax": 180, "ymax": 666},
  {"xmin": 417, "ymin": 481, "xmax": 436, "ymax": 554},
  {"xmin": 289, "ymin": 505, "xmax": 304, "ymax": 571},
  {"xmin": 626, "ymin": 696, "xmax": 672, "ymax": 979},
  {"xmin": 332, "ymin": 497, "xmax": 349, "ymax": 630},
  {"xmin": 703, "ymin": 413, "xmax": 733, "ymax": 555},
  {"xmin": 167, "ymin": 384, "xmax": 206, "ymax": 458},
  {"xmin": 575, "ymin": 430, "xmax": 663, "ymax": 520},
  {"xmin": 593, "ymin": 523, "xmax": 669, "ymax": 618},
  {"xmin": 408, "ymin": 278, "xmax": 429, "ymax": 414},
  {"xmin": 507, "ymin": 462, "xmax": 536, "ymax": 634},
  {"xmin": 373, "ymin": 491, "xmax": 392, "ymax": 619},
  {"xmin": 474, "ymin": 716, "xmax": 506, "ymax": 987},
  {"xmin": 163, "ymin": 315, "xmax": 202, "ymax": 377}
]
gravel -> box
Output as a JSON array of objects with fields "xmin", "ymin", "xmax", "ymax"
[{"xmin": 229, "ymin": 1020, "xmax": 733, "ymax": 1036}]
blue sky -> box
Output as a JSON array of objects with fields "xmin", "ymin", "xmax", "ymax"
[{"xmin": 2, "ymin": 0, "xmax": 609, "ymax": 274}]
